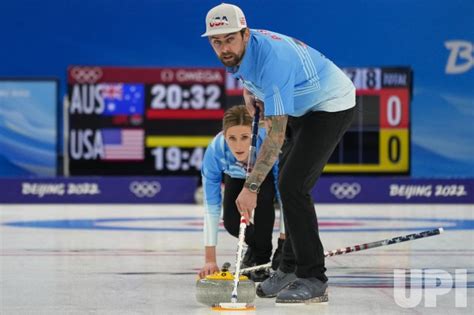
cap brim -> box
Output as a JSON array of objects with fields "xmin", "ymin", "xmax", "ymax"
[{"xmin": 201, "ymin": 27, "xmax": 245, "ymax": 37}]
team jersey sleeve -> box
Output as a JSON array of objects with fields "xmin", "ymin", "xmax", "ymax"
[
  {"xmin": 260, "ymin": 52, "xmax": 296, "ymax": 116},
  {"xmin": 201, "ymin": 135, "xmax": 224, "ymax": 246}
]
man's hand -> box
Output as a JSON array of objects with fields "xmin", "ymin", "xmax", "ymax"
[
  {"xmin": 198, "ymin": 262, "xmax": 220, "ymax": 279},
  {"xmin": 235, "ymin": 186, "xmax": 257, "ymax": 224},
  {"xmin": 243, "ymin": 88, "xmax": 264, "ymax": 119}
]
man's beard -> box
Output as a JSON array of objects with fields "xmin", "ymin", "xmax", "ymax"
[{"xmin": 219, "ymin": 48, "xmax": 245, "ymax": 67}]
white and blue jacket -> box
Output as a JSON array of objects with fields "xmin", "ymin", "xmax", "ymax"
[{"xmin": 201, "ymin": 127, "xmax": 279, "ymax": 246}]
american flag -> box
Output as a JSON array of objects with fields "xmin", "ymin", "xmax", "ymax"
[{"xmin": 102, "ymin": 128, "xmax": 144, "ymax": 160}]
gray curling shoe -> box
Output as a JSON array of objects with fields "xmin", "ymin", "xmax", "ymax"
[
  {"xmin": 256, "ymin": 269, "xmax": 297, "ymax": 298},
  {"xmin": 275, "ymin": 277, "xmax": 328, "ymax": 304}
]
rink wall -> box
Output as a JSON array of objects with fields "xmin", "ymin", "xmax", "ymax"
[
  {"xmin": 1, "ymin": 0, "xmax": 473, "ymax": 178},
  {"xmin": 0, "ymin": 177, "xmax": 472, "ymax": 204}
]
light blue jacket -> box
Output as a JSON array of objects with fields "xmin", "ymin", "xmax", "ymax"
[
  {"xmin": 227, "ymin": 29, "xmax": 356, "ymax": 117},
  {"xmin": 201, "ymin": 127, "xmax": 279, "ymax": 246}
]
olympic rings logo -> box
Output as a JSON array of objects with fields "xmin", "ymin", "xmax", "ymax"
[
  {"xmin": 330, "ymin": 183, "xmax": 361, "ymax": 199},
  {"xmin": 129, "ymin": 181, "xmax": 161, "ymax": 198},
  {"xmin": 70, "ymin": 67, "xmax": 103, "ymax": 84}
]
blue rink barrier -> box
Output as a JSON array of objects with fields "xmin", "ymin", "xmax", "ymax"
[
  {"xmin": 313, "ymin": 177, "xmax": 473, "ymax": 204},
  {"xmin": 0, "ymin": 177, "xmax": 198, "ymax": 204},
  {"xmin": 0, "ymin": 177, "xmax": 472, "ymax": 204}
]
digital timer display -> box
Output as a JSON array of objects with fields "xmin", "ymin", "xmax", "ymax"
[{"xmin": 67, "ymin": 66, "xmax": 224, "ymax": 175}]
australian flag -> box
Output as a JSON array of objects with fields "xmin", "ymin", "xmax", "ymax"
[{"xmin": 100, "ymin": 83, "xmax": 144, "ymax": 116}]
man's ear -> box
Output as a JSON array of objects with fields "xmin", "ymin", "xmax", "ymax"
[{"xmin": 243, "ymin": 28, "xmax": 250, "ymax": 42}]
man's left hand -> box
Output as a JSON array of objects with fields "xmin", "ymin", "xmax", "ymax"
[{"xmin": 236, "ymin": 187, "xmax": 257, "ymax": 224}]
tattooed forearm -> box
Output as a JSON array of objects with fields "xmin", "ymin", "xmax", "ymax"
[{"xmin": 246, "ymin": 115, "xmax": 288, "ymax": 188}]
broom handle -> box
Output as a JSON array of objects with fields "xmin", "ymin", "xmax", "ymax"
[
  {"xmin": 229, "ymin": 105, "xmax": 260, "ymax": 303},
  {"xmin": 240, "ymin": 227, "xmax": 444, "ymax": 274}
]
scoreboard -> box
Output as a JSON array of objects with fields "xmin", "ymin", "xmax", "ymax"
[{"xmin": 67, "ymin": 66, "xmax": 411, "ymax": 176}]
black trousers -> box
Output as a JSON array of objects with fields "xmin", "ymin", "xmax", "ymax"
[
  {"xmin": 278, "ymin": 107, "xmax": 356, "ymax": 281},
  {"xmin": 222, "ymin": 172, "xmax": 275, "ymax": 265}
]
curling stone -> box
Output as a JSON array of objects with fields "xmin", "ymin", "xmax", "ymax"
[{"xmin": 196, "ymin": 263, "xmax": 256, "ymax": 306}]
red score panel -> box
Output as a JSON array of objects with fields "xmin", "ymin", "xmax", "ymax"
[
  {"xmin": 380, "ymin": 89, "xmax": 409, "ymax": 129},
  {"xmin": 68, "ymin": 66, "xmax": 225, "ymax": 85}
]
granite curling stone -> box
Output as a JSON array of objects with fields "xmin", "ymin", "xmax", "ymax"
[{"xmin": 196, "ymin": 264, "xmax": 256, "ymax": 306}]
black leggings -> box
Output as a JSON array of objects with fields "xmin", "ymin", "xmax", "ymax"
[
  {"xmin": 278, "ymin": 107, "xmax": 356, "ymax": 281},
  {"xmin": 222, "ymin": 172, "xmax": 276, "ymax": 265}
]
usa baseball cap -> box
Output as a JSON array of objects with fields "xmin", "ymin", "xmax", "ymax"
[{"xmin": 201, "ymin": 3, "xmax": 247, "ymax": 37}]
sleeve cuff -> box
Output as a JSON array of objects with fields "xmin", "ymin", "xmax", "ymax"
[{"xmin": 203, "ymin": 209, "xmax": 220, "ymax": 246}]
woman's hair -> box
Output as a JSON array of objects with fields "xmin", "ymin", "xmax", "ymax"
[{"xmin": 222, "ymin": 105, "xmax": 252, "ymax": 134}]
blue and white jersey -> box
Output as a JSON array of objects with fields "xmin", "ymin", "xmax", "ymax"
[
  {"xmin": 201, "ymin": 127, "xmax": 279, "ymax": 246},
  {"xmin": 227, "ymin": 29, "xmax": 356, "ymax": 117}
]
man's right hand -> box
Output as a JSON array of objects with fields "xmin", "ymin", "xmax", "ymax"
[{"xmin": 198, "ymin": 262, "xmax": 220, "ymax": 279}]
